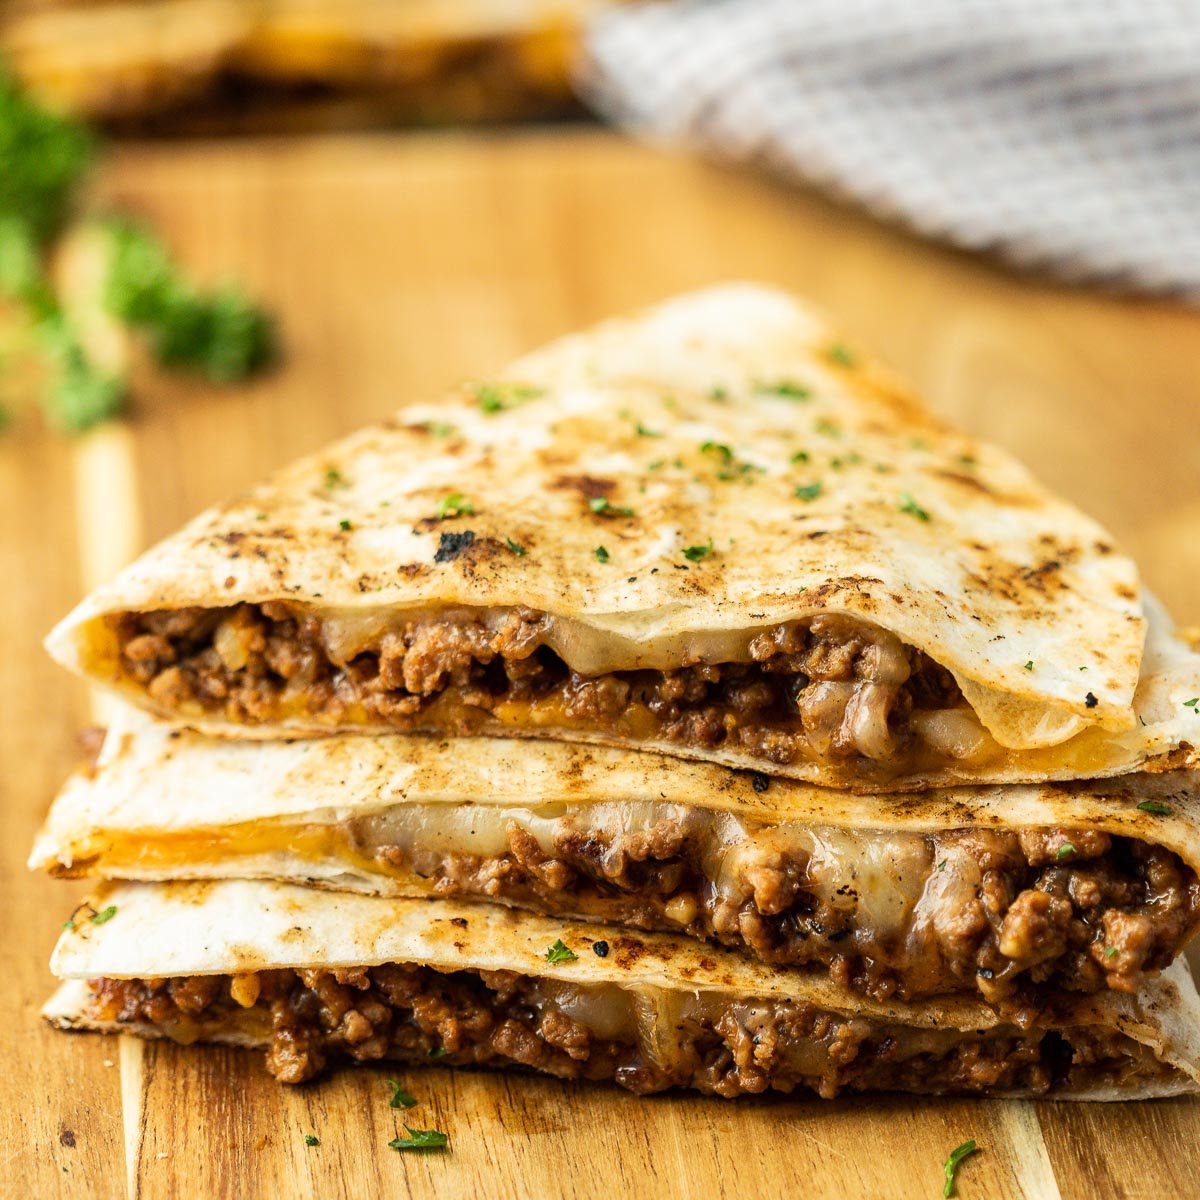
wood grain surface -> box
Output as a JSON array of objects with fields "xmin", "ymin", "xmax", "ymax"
[{"xmin": 5, "ymin": 128, "xmax": 1200, "ymax": 1200}]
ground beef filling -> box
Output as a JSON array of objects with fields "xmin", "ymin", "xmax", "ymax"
[
  {"xmin": 87, "ymin": 965, "xmax": 1166, "ymax": 1096},
  {"xmin": 112, "ymin": 603, "xmax": 969, "ymax": 773},
  {"xmin": 356, "ymin": 812, "xmax": 1199, "ymax": 1014}
]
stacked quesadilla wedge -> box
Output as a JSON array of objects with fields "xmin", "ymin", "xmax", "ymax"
[{"xmin": 33, "ymin": 285, "xmax": 1200, "ymax": 1100}]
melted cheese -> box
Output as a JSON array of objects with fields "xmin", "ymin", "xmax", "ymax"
[{"xmin": 81, "ymin": 800, "xmax": 935, "ymax": 943}]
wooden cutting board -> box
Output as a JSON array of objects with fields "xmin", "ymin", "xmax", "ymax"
[{"xmin": 5, "ymin": 129, "xmax": 1200, "ymax": 1200}]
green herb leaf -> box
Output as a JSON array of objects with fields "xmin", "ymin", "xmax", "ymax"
[
  {"xmin": 389, "ymin": 1126, "xmax": 448, "ymax": 1152},
  {"xmin": 899, "ymin": 492, "xmax": 931, "ymax": 522},
  {"xmin": 682, "ymin": 539, "xmax": 714, "ymax": 563},
  {"xmin": 708, "ymin": 385, "xmax": 729, "ymax": 402},
  {"xmin": 387, "ymin": 1080, "xmax": 417, "ymax": 1109},
  {"xmin": 700, "ymin": 440, "xmax": 734, "ymax": 465},
  {"xmin": 103, "ymin": 220, "xmax": 275, "ymax": 382},
  {"xmin": 942, "ymin": 1140, "xmax": 979, "ymax": 1199},
  {"xmin": 304, "ymin": 1135, "xmax": 320, "ymax": 1147},
  {"xmin": 1184, "ymin": 698, "xmax": 1199, "ymax": 708},
  {"xmin": 1055, "ymin": 843, "xmax": 1076, "ymax": 861},
  {"xmin": 634, "ymin": 420, "xmax": 662, "ymax": 438},
  {"xmin": 324, "ymin": 467, "xmax": 346, "ymax": 490},
  {"xmin": 545, "ymin": 938, "xmax": 578, "ymax": 964},
  {"xmin": 474, "ymin": 381, "xmax": 543, "ymax": 414},
  {"xmin": 61, "ymin": 916, "xmax": 75, "ymax": 930},
  {"xmin": 594, "ymin": 545, "xmax": 610, "ymax": 563},
  {"xmin": 0, "ymin": 73, "xmax": 94, "ymax": 240},
  {"xmin": 436, "ymin": 493, "xmax": 474, "ymax": 519},
  {"xmin": 794, "ymin": 482, "xmax": 823, "ymax": 502},
  {"xmin": 426, "ymin": 1046, "xmax": 448, "ymax": 1058},
  {"xmin": 756, "ymin": 379, "xmax": 811, "ymax": 400},
  {"xmin": 1137, "ymin": 800, "xmax": 1171, "ymax": 816},
  {"xmin": 36, "ymin": 310, "xmax": 125, "ymax": 432},
  {"xmin": 789, "ymin": 449, "xmax": 810, "ymax": 464},
  {"xmin": 338, "ymin": 518, "xmax": 352, "ymax": 532},
  {"xmin": 827, "ymin": 342, "xmax": 857, "ymax": 368},
  {"xmin": 1105, "ymin": 946, "xmax": 1118, "ymax": 958},
  {"xmin": 504, "ymin": 537, "xmax": 526, "ymax": 557},
  {"xmin": 814, "ymin": 417, "xmax": 841, "ymax": 437},
  {"xmin": 90, "ymin": 905, "xmax": 117, "ymax": 926},
  {"xmin": 588, "ymin": 496, "xmax": 634, "ymax": 518},
  {"xmin": 1024, "ymin": 661, "xmax": 1034, "ymax": 671}
]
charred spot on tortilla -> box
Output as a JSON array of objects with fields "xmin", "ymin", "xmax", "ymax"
[{"xmin": 433, "ymin": 531, "xmax": 476, "ymax": 563}]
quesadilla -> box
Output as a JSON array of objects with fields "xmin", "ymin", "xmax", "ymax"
[
  {"xmin": 46, "ymin": 879, "xmax": 1200, "ymax": 1098},
  {"xmin": 33, "ymin": 705, "xmax": 1200, "ymax": 1012},
  {"xmin": 43, "ymin": 286, "xmax": 1200, "ymax": 789}
]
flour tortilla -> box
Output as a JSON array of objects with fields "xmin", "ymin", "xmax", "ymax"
[
  {"xmin": 43, "ymin": 879, "xmax": 1200, "ymax": 1100},
  {"xmin": 45, "ymin": 285, "xmax": 1196, "ymax": 785},
  {"xmin": 30, "ymin": 701, "xmax": 1200, "ymax": 902}
]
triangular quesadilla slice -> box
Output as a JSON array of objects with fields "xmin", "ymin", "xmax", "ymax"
[
  {"xmin": 45, "ymin": 879, "xmax": 1200, "ymax": 1099},
  {"xmin": 45, "ymin": 285, "xmax": 1200, "ymax": 788},
  {"xmin": 34, "ymin": 704, "xmax": 1200, "ymax": 1013}
]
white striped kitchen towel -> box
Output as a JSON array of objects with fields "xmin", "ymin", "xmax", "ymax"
[{"xmin": 578, "ymin": 0, "xmax": 1200, "ymax": 297}]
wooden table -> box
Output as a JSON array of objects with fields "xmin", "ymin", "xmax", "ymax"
[{"xmin": 5, "ymin": 129, "xmax": 1199, "ymax": 1200}]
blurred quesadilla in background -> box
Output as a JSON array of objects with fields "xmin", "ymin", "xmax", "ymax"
[{"xmin": 1, "ymin": 0, "xmax": 619, "ymax": 133}]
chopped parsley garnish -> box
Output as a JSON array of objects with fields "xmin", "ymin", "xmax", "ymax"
[
  {"xmin": 588, "ymin": 496, "xmax": 634, "ymax": 517},
  {"xmin": 1055, "ymin": 843, "xmax": 1076, "ymax": 861},
  {"xmin": 756, "ymin": 379, "xmax": 811, "ymax": 400},
  {"xmin": 1184, "ymin": 698, "xmax": 1199, "ymax": 708},
  {"xmin": 635, "ymin": 420, "xmax": 662, "ymax": 438},
  {"xmin": 594, "ymin": 545, "xmax": 610, "ymax": 563},
  {"xmin": 592, "ymin": 941, "xmax": 610, "ymax": 958},
  {"xmin": 683, "ymin": 539, "xmax": 714, "ymax": 562},
  {"xmin": 700, "ymin": 440, "xmax": 733, "ymax": 465},
  {"xmin": 62, "ymin": 916, "xmax": 75, "ymax": 930},
  {"xmin": 338, "ymin": 518, "xmax": 352, "ymax": 532},
  {"xmin": 387, "ymin": 1080, "xmax": 417, "ymax": 1109},
  {"xmin": 814, "ymin": 417, "xmax": 841, "ymax": 437},
  {"xmin": 942, "ymin": 1140, "xmax": 979, "ymax": 1198},
  {"xmin": 545, "ymin": 938, "xmax": 578, "ymax": 964},
  {"xmin": 323, "ymin": 467, "xmax": 346, "ymax": 490},
  {"xmin": 708, "ymin": 385, "xmax": 729, "ymax": 402},
  {"xmin": 790, "ymin": 449, "xmax": 810, "ymax": 464},
  {"xmin": 90, "ymin": 905, "xmax": 117, "ymax": 925},
  {"xmin": 426, "ymin": 422, "xmax": 455, "ymax": 438},
  {"xmin": 827, "ymin": 342, "xmax": 857, "ymax": 368},
  {"xmin": 1024, "ymin": 661, "xmax": 1034, "ymax": 671},
  {"xmin": 794, "ymin": 482, "xmax": 823, "ymax": 502},
  {"xmin": 474, "ymin": 381, "xmax": 543, "ymax": 414},
  {"xmin": 426, "ymin": 1046, "xmax": 448, "ymax": 1058},
  {"xmin": 504, "ymin": 537, "xmax": 526, "ymax": 557},
  {"xmin": 1084, "ymin": 691, "xmax": 1098, "ymax": 709},
  {"xmin": 436, "ymin": 493, "xmax": 474, "ymax": 519},
  {"xmin": 937, "ymin": 860, "xmax": 947, "ymax": 872},
  {"xmin": 304, "ymin": 1135, "xmax": 320, "ymax": 1147},
  {"xmin": 1137, "ymin": 800, "xmax": 1171, "ymax": 816},
  {"xmin": 899, "ymin": 492, "xmax": 930, "ymax": 521},
  {"xmin": 1105, "ymin": 946, "xmax": 1118, "ymax": 958},
  {"xmin": 389, "ymin": 1127, "xmax": 448, "ymax": 1152}
]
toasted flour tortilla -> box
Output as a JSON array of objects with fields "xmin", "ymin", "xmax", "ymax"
[
  {"xmin": 43, "ymin": 285, "xmax": 1196, "ymax": 787},
  {"xmin": 44, "ymin": 880, "xmax": 1200, "ymax": 1099},
  {"xmin": 31, "ymin": 703, "xmax": 1200, "ymax": 1006}
]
